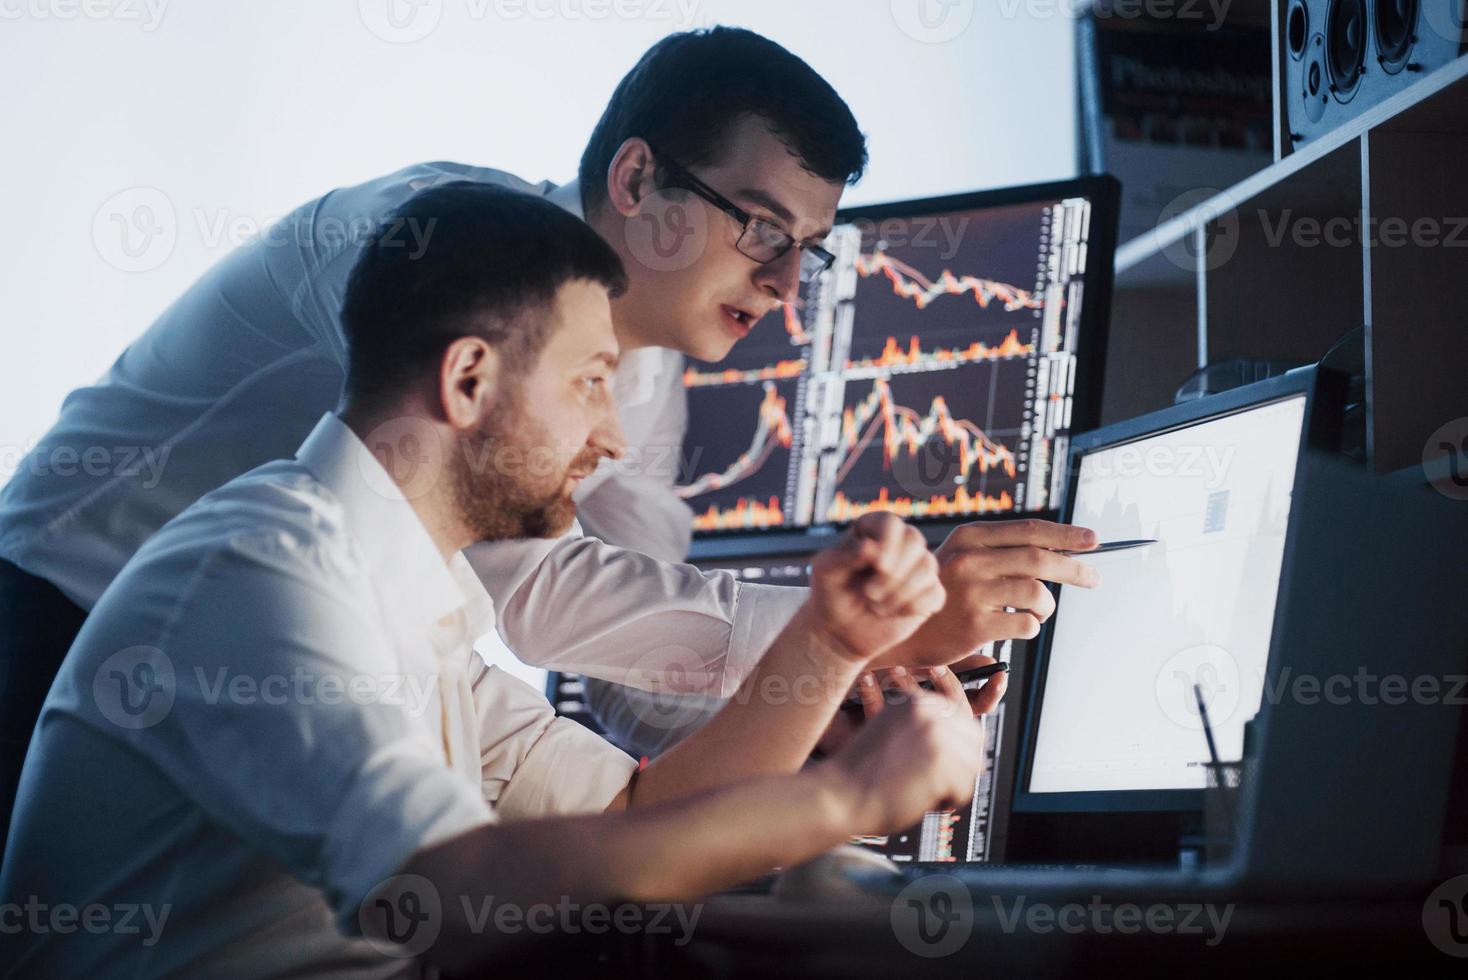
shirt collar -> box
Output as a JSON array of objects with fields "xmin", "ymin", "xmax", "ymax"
[
  {"xmin": 615, "ymin": 346, "xmax": 682, "ymax": 410},
  {"xmin": 294, "ymin": 413, "xmax": 467, "ymax": 628},
  {"xmin": 546, "ymin": 178, "xmax": 584, "ymax": 220}
]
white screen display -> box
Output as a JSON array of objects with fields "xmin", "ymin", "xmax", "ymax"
[{"xmin": 1027, "ymin": 395, "xmax": 1307, "ymax": 794}]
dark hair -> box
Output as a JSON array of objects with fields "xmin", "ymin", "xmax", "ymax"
[
  {"xmin": 578, "ymin": 27, "xmax": 867, "ymax": 213},
  {"xmin": 340, "ymin": 181, "xmax": 627, "ymax": 404}
]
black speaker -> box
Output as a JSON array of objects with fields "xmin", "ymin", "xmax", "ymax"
[{"xmin": 1285, "ymin": 0, "xmax": 1467, "ymax": 149}]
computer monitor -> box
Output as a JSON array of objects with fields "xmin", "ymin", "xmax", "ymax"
[
  {"xmin": 676, "ymin": 177, "xmax": 1119, "ymax": 539},
  {"xmin": 1014, "ymin": 369, "xmax": 1343, "ymax": 814}
]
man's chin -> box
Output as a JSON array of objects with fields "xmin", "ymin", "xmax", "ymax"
[
  {"xmin": 464, "ymin": 496, "xmax": 576, "ymax": 544},
  {"xmin": 535, "ymin": 497, "xmax": 578, "ymax": 538},
  {"xmin": 680, "ymin": 324, "xmax": 739, "ymax": 364},
  {"xmin": 704, "ymin": 335, "xmax": 740, "ymax": 362},
  {"xmin": 539, "ymin": 511, "xmax": 577, "ymax": 538}
]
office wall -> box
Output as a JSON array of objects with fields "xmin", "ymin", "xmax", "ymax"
[{"xmin": 0, "ymin": 0, "xmax": 1076, "ymax": 467}]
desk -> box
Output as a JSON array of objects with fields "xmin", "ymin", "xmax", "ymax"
[{"xmin": 623, "ymin": 888, "xmax": 1458, "ymax": 977}]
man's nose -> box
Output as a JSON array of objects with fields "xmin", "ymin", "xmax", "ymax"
[
  {"xmin": 754, "ymin": 246, "xmax": 802, "ymax": 304},
  {"xmin": 592, "ymin": 407, "xmax": 628, "ymax": 461}
]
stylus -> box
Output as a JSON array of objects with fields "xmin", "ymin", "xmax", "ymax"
[
  {"xmin": 837, "ymin": 661, "xmax": 1010, "ymax": 713},
  {"xmin": 1057, "ymin": 538, "xmax": 1158, "ymax": 556}
]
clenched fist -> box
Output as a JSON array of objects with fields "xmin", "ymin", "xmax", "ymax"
[{"xmin": 807, "ymin": 512, "xmax": 945, "ymax": 664}]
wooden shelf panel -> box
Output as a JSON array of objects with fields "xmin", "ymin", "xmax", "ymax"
[
  {"xmin": 1101, "ymin": 285, "xmax": 1202, "ymax": 427},
  {"xmin": 1362, "ymin": 129, "xmax": 1468, "ymax": 471},
  {"xmin": 1105, "ymin": 52, "xmax": 1467, "ymax": 464},
  {"xmin": 1203, "ymin": 137, "xmax": 1364, "ymax": 366}
]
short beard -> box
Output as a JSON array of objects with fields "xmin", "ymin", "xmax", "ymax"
[{"xmin": 451, "ymin": 399, "xmax": 579, "ymax": 543}]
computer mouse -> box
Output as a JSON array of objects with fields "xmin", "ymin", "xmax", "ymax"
[{"xmin": 771, "ymin": 844, "xmax": 904, "ymax": 902}]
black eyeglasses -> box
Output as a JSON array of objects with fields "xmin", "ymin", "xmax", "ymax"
[{"xmin": 647, "ymin": 146, "xmax": 835, "ymax": 284}]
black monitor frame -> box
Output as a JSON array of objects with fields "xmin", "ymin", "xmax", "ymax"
[
  {"xmin": 686, "ymin": 175, "xmax": 1121, "ymax": 561},
  {"xmin": 1012, "ymin": 367, "xmax": 1346, "ymax": 815}
]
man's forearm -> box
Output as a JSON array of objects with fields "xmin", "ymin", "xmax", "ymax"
[
  {"xmin": 628, "ymin": 602, "xmax": 862, "ymax": 807},
  {"xmin": 402, "ymin": 765, "xmax": 856, "ymax": 972},
  {"xmin": 465, "ymin": 534, "xmax": 803, "ymax": 698}
]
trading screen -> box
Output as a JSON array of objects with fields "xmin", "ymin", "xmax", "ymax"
[
  {"xmin": 677, "ymin": 192, "xmax": 1096, "ymax": 533},
  {"xmin": 1027, "ymin": 395, "xmax": 1307, "ymax": 795}
]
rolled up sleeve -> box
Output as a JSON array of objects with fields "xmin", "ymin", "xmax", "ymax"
[
  {"xmin": 466, "ymin": 536, "xmax": 809, "ymax": 699},
  {"xmin": 471, "ymin": 662, "xmax": 637, "ymax": 819}
]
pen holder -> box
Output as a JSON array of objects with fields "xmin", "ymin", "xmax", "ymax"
[{"xmin": 1202, "ymin": 760, "xmax": 1255, "ymax": 866}]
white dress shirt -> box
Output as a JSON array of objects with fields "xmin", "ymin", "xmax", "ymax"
[
  {"xmin": 0, "ymin": 413, "xmax": 637, "ymax": 978},
  {"xmin": 0, "ymin": 160, "xmax": 805, "ymax": 699}
]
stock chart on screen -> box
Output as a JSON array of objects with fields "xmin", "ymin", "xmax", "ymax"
[{"xmin": 676, "ymin": 179, "xmax": 1116, "ymax": 534}]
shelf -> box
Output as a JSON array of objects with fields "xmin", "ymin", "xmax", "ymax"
[
  {"xmin": 1116, "ymin": 53, "xmax": 1468, "ymax": 274},
  {"xmin": 1103, "ymin": 52, "xmax": 1468, "ymax": 469}
]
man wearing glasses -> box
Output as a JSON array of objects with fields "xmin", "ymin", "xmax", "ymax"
[
  {"xmin": 0, "ymin": 27, "xmax": 1098, "ymax": 839},
  {"xmin": 650, "ymin": 146, "xmax": 840, "ymax": 281},
  {"xmin": 561, "ymin": 136, "xmax": 844, "ymax": 752}
]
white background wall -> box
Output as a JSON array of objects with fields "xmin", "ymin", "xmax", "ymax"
[{"xmin": 0, "ymin": 0, "xmax": 1077, "ymax": 471}]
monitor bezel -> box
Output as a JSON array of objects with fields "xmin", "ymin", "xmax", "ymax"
[
  {"xmin": 1012, "ymin": 367, "xmax": 1346, "ymax": 814},
  {"xmin": 684, "ymin": 174, "xmax": 1122, "ymax": 549}
]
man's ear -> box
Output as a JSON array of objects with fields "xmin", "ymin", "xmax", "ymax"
[
  {"xmin": 604, "ymin": 137, "xmax": 658, "ymax": 219},
  {"xmin": 437, "ymin": 336, "xmax": 501, "ymax": 432}
]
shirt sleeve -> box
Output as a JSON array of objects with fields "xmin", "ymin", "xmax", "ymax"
[
  {"xmin": 574, "ymin": 475, "xmax": 693, "ymax": 565},
  {"xmin": 286, "ymin": 163, "xmax": 540, "ymax": 360},
  {"xmin": 470, "ymin": 662, "xmax": 637, "ymax": 819},
  {"xmin": 464, "ymin": 534, "xmax": 809, "ymax": 699},
  {"xmin": 81, "ymin": 538, "xmax": 494, "ymax": 936}
]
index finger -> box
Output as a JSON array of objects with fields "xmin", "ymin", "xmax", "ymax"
[
  {"xmin": 954, "ymin": 519, "xmax": 1097, "ymax": 552},
  {"xmin": 988, "ymin": 545, "xmax": 1100, "ymax": 589},
  {"xmin": 924, "ymin": 665, "xmax": 970, "ymax": 716},
  {"xmin": 853, "ymin": 512, "xmax": 908, "ymax": 577},
  {"xmin": 966, "ymin": 668, "xmax": 1009, "ymax": 716},
  {"xmin": 856, "ymin": 672, "xmax": 884, "ymax": 718}
]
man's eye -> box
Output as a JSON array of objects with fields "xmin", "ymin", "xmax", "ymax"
[
  {"xmin": 580, "ymin": 376, "xmax": 607, "ymax": 392},
  {"xmin": 752, "ymin": 219, "xmax": 791, "ymax": 247}
]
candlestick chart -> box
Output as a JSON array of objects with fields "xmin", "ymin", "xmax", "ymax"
[{"xmin": 675, "ymin": 193, "xmax": 1097, "ymax": 532}]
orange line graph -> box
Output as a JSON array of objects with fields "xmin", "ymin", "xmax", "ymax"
[
  {"xmin": 924, "ymin": 809, "xmax": 962, "ymax": 862},
  {"xmin": 692, "ymin": 496, "xmax": 786, "ymax": 532},
  {"xmin": 845, "ymin": 328, "xmax": 1034, "ymax": 371},
  {"xmin": 834, "ymin": 376, "xmax": 1017, "ymax": 490},
  {"xmin": 676, "ymin": 382, "xmax": 793, "ymax": 500},
  {"xmin": 827, "ymin": 485, "xmax": 1015, "ymax": 523},
  {"xmin": 681, "ymin": 302, "xmax": 810, "ymax": 388},
  {"xmin": 683, "ymin": 358, "xmax": 806, "ymax": 388},
  {"xmin": 856, "ymin": 250, "xmax": 1043, "ymax": 313},
  {"xmin": 782, "ymin": 302, "xmax": 810, "ymax": 344}
]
